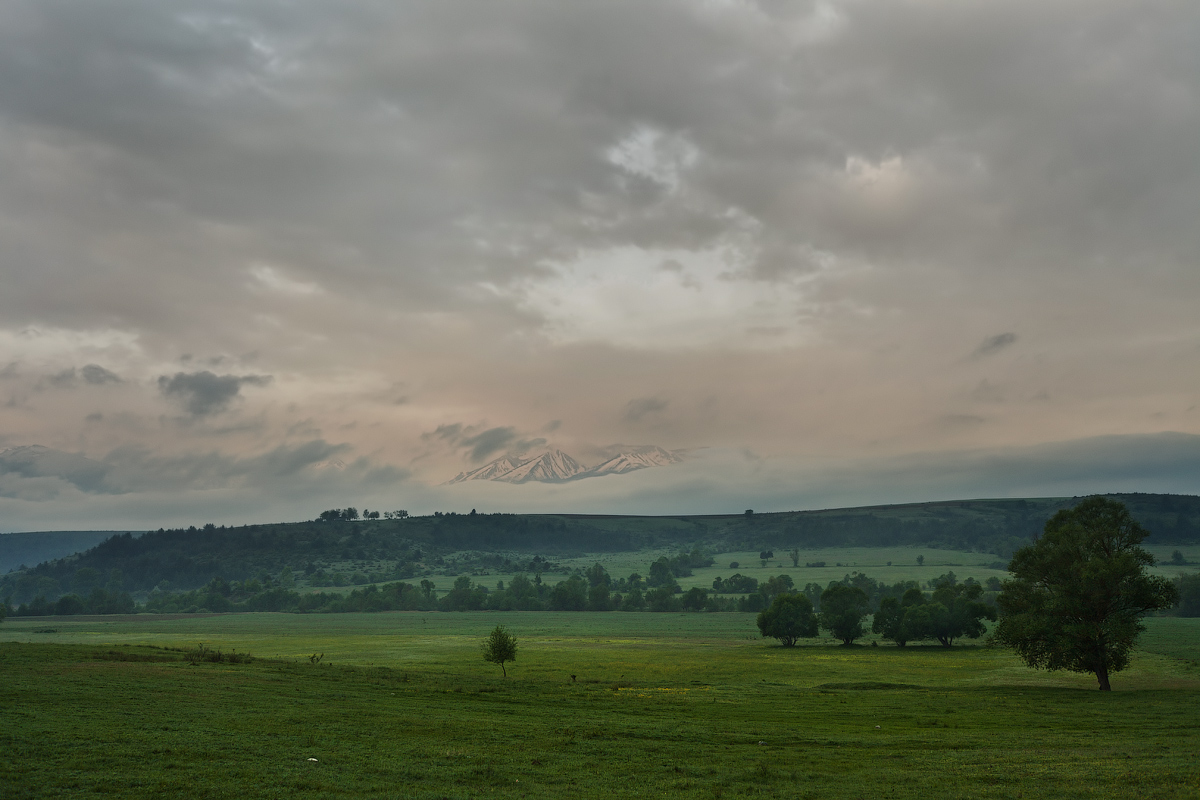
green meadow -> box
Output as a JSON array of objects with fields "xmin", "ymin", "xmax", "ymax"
[
  {"xmin": 3, "ymin": 613, "xmax": 1199, "ymax": 799},
  {"xmin": 395, "ymin": 546, "xmax": 1017, "ymax": 596}
]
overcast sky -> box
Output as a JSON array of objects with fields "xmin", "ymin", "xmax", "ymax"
[{"xmin": 2, "ymin": 0, "xmax": 1199, "ymax": 531}]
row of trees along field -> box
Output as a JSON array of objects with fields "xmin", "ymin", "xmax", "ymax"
[
  {"xmin": 0, "ymin": 558, "xmax": 948, "ymax": 616},
  {"xmin": 756, "ymin": 579, "xmax": 995, "ymax": 647}
]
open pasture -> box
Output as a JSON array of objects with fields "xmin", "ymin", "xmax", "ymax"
[
  {"xmin": 3, "ymin": 614, "xmax": 1199, "ymax": 799},
  {"xmin": 413, "ymin": 546, "xmax": 1012, "ymax": 595}
]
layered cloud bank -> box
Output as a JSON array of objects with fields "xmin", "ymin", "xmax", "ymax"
[{"xmin": 1, "ymin": 1, "xmax": 1198, "ymax": 529}]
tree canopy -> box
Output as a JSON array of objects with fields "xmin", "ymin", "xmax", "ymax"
[
  {"xmin": 905, "ymin": 580, "xmax": 996, "ymax": 647},
  {"xmin": 819, "ymin": 584, "xmax": 870, "ymax": 645},
  {"xmin": 756, "ymin": 592, "xmax": 818, "ymax": 646},
  {"xmin": 871, "ymin": 587, "xmax": 926, "ymax": 646},
  {"xmin": 481, "ymin": 625, "xmax": 518, "ymax": 677},
  {"xmin": 992, "ymin": 496, "xmax": 1178, "ymax": 690}
]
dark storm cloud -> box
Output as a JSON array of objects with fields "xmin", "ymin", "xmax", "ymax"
[
  {"xmin": 972, "ymin": 333, "xmax": 1018, "ymax": 359},
  {"xmin": 0, "ymin": 445, "xmax": 109, "ymax": 494},
  {"xmin": 420, "ymin": 422, "xmax": 549, "ymax": 463},
  {"xmin": 423, "ymin": 423, "xmax": 464, "ymax": 443},
  {"xmin": 0, "ymin": 439, "xmax": 370, "ymax": 498},
  {"xmin": 80, "ymin": 364, "xmax": 122, "ymax": 384},
  {"xmin": 157, "ymin": 371, "xmax": 271, "ymax": 416},
  {"xmin": 460, "ymin": 427, "xmax": 518, "ymax": 462},
  {"xmin": 624, "ymin": 397, "xmax": 668, "ymax": 423}
]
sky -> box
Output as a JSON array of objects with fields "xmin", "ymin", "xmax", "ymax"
[{"xmin": 2, "ymin": 0, "xmax": 1199, "ymax": 531}]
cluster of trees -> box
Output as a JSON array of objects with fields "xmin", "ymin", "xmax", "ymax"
[
  {"xmin": 317, "ymin": 508, "xmax": 409, "ymax": 522},
  {"xmin": 5, "ymin": 567, "xmax": 137, "ymax": 617},
  {"xmin": 754, "ymin": 497, "xmax": 1183, "ymax": 694},
  {"xmin": 756, "ymin": 578, "xmax": 996, "ymax": 648},
  {"xmin": 10, "ymin": 588, "xmax": 136, "ymax": 617},
  {"xmin": 872, "ymin": 582, "xmax": 995, "ymax": 646}
]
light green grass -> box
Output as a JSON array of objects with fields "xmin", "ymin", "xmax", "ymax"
[
  {"xmin": 450, "ymin": 546, "xmax": 1009, "ymax": 595},
  {"xmin": 3, "ymin": 614, "xmax": 1199, "ymax": 799}
]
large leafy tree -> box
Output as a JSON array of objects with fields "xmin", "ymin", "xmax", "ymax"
[
  {"xmin": 756, "ymin": 592, "xmax": 818, "ymax": 646},
  {"xmin": 819, "ymin": 584, "xmax": 870, "ymax": 645},
  {"xmin": 993, "ymin": 497, "xmax": 1178, "ymax": 690}
]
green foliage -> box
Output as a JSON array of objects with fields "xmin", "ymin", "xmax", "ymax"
[
  {"xmin": 819, "ymin": 585, "xmax": 870, "ymax": 645},
  {"xmin": 441, "ymin": 576, "xmax": 489, "ymax": 611},
  {"xmin": 588, "ymin": 582, "xmax": 612, "ymax": 611},
  {"xmin": 905, "ymin": 581, "xmax": 997, "ymax": 647},
  {"xmin": 645, "ymin": 586, "xmax": 682, "ymax": 612},
  {"xmin": 871, "ymin": 588, "xmax": 926, "ymax": 647},
  {"xmin": 481, "ymin": 624, "xmax": 517, "ymax": 676},
  {"xmin": 712, "ymin": 573, "xmax": 758, "ymax": 593},
  {"xmin": 548, "ymin": 575, "xmax": 588, "ymax": 611},
  {"xmin": 680, "ymin": 587, "xmax": 709, "ymax": 612},
  {"xmin": 1177, "ymin": 574, "xmax": 1200, "ymax": 617},
  {"xmin": 7, "ymin": 494, "xmax": 1200, "ymax": 607},
  {"xmin": 994, "ymin": 497, "xmax": 1179, "ymax": 690},
  {"xmin": 756, "ymin": 592, "xmax": 818, "ymax": 646}
]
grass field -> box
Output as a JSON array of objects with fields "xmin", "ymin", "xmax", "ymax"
[
  {"xmin": 3, "ymin": 613, "xmax": 1199, "ymax": 798},
  {"xmin": 390, "ymin": 546, "xmax": 1016, "ymax": 596},
  {"xmin": 304, "ymin": 544, "xmax": 1199, "ymax": 598}
]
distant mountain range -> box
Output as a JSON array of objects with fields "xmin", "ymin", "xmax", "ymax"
[{"xmin": 447, "ymin": 446, "xmax": 682, "ymax": 485}]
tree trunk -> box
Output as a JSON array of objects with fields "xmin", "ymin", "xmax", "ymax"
[{"xmin": 1095, "ymin": 639, "xmax": 1111, "ymax": 690}]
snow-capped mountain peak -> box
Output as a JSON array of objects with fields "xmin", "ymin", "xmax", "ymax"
[
  {"xmin": 578, "ymin": 445, "xmax": 683, "ymax": 478},
  {"xmin": 495, "ymin": 450, "xmax": 584, "ymax": 484},
  {"xmin": 443, "ymin": 446, "xmax": 680, "ymax": 485}
]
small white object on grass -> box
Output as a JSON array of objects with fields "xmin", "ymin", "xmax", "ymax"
[{"xmin": 307, "ymin": 758, "xmax": 319, "ymax": 762}]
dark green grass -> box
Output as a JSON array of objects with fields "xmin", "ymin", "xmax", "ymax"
[{"xmin": 3, "ymin": 615, "xmax": 1199, "ymax": 798}]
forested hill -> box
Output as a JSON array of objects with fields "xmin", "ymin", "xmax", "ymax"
[
  {"xmin": 3, "ymin": 493, "xmax": 1198, "ymax": 601},
  {"xmin": 0, "ymin": 530, "xmax": 138, "ymax": 574}
]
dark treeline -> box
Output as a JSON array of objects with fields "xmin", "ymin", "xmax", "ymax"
[
  {"xmin": 6, "ymin": 562, "xmax": 1198, "ymax": 619},
  {"xmin": 3, "ymin": 493, "xmax": 1197, "ymax": 612},
  {"xmin": 3, "ymin": 559, "xmax": 983, "ymax": 618}
]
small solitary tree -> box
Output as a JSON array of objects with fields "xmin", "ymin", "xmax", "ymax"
[{"xmin": 482, "ymin": 625, "xmax": 517, "ymax": 677}]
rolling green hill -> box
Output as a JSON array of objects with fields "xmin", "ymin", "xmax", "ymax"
[{"xmin": 3, "ymin": 493, "xmax": 1197, "ymax": 606}]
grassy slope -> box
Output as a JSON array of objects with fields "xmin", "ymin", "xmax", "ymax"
[{"xmin": 3, "ymin": 614, "xmax": 1199, "ymax": 799}]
